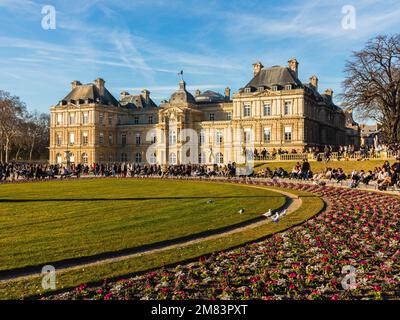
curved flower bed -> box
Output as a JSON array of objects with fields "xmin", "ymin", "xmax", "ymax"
[{"xmin": 55, "ymin": 181, "xmax": 400, "ymax": 300}]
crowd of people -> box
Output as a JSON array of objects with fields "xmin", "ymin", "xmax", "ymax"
[
  {"xmin": 254, "ymin": 143, "xmax": 400, "ymax": 162},
  {"xmin": 1, "ymin": 156, "xmax": 400, "ymax": 191},
  {"xmin": 256, "ymin": 158, "xmax": 400, "ymax": 191},
  {"xmin": 0, "ymin": 162, "xmax": 239, "ymax": 181}
]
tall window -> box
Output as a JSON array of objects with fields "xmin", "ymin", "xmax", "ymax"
[
  {"xmin": 56, "ymin": 132, "xmax": 62, "ymax": 145},
  {"xmin": 148, "ymin": 116, "xmax": 153, "ymax": 124},
  {"xmin": 244, "ymin": 129, "xmax": 251, "ymax": 144},
  {"xmin": 135, "ymin": 153, "xmax": 142, "ymax": 163},
  {"xmin": 244, "ymin": 105, "xmax": 251, "ymax": 117},
  {"xmin": 227, "ymin": 112, "xmax": 232, "ymax": 120},
  {"xmin": 264, "ymin": 128, "xmax": 271, "ymax": 142},
  {"xmin": 108, "ymin": 114, "xmax": 113, "ymax": 125},
  {"xmin": 82, "ymin": 112, "xmax": 89, "ymax": 124},
  {"xmin": 121, "ymin": 153, "xmax": 128, "ymax": 162},
  {"xmin": 69, "ymin": 113, "xmax": 75, "ymax": 125},
  {"xmin": 99, "ymin": 132, "xmax": 104, "ymax": 144},
  {"xmin": 169, "ymin": 131, "xmax": 176, "ymax": 145},
  {"xmin": 199, "ymin": 152, "xmax": 206, "ymax": 164},
  {"xmin": 216, "ymin": 130, "xmax": 223, "ymax": 145},
  {"xmin": 121, "ymin": 133, "xmax": 127, "ymax": 146},
  {"xmin": 149, "ymin": 153, "xmax": 157, "ymax": 164},
  {"xmin": 199, "ymin": 131, "xmax": 205, "ymax": 145},
  {"xmin": 56, "ymin": 153, "xmax": 62, "ymax": 164},
  {"xmin": 134, "ymin": 116, "xmax": 139, "ymax": 124},
  {"xmin": 136, "ymin": 134, "xmax": 141, "ymax": 145},
  {"xmin": 150, "ymin": 134, "xmax": 156, "ymax": 144},
  {"xmin": 284, "ymin": 101, "xmax": 291, "ymax": 115},
  {"xmin": 284, "ymin": 126, "xmax": 292, "ymax": 142},
  {"xmin": 82, "ymin": 153, "xmax": 88, "ymax": 164},
  {"xmin": 216, "ymin": 152, "xmax": 224, "ymax": 164},
  {"xmin": 108, "ymin": 133, "xmax": 113, "ymax": 145},
  {"xmin": 56, "ymin": 113, "xmax": 62, "ymax": 125},
  {"xmin": 82, "ymin": 132, "xmax": 88, "ymax": 145},
  {"xmin": 263, "ymin": 103, "xmax": 271, "ymax": 116},
  {"xmin": 69, "ymin": 132, "xmax": 75, "ymax": 145},
  {"xmin": 209, "ymin": 113, "xmax": 215, "ymax": 121},
  {"xmin": 99, "ymin": 113, "xmax": 104, "ymax": 125},
  {"xmin": 169, "ymin": 152, "xmax": 177, "ymax": 164}
]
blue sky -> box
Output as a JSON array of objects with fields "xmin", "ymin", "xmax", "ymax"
[{"xmin": 0, "ymin": 0, "xmax": 399, "ymax": 122}]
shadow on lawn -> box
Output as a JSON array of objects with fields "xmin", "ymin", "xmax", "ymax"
[{"xmin": 0, "ymin": 195, "xmax": 281, "ymax": 202}]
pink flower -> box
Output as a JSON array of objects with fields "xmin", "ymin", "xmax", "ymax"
[{"xmin": 104, "ymin": 293, "xmax": 113, "ymax": 300}]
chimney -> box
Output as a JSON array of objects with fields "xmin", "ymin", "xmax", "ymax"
[
  {"xmin": 325, "ymin": 88, "xmax": 333, "ymax": 100},
  {"xmin": 224, "ymin": 87, "xmax": 231, "ymax": 99},
  {"xmin": 252, "ymin": 61, "xmax": 264, "ymax": 77},
  {"xmin": 309, "ymin": 75, "xmax": 318, "ymax": 91},
  {"xmin": 288, "ymin": 58, "xmax": 299, "ymax": 77},
  {"xmin": 195, "ymin": 89, "xmax": 201, "ymax": 97},
  {"xmin": 141, "ymin": 89, "xmax": 150, "ymax": 104},
  {"xmin": 71, "ymin": 80, "xmax": 81, "ymax": 90},
  {"xmin": 94, "ymin": 78, "xmax": 105, "ymax": 95},
  {"xmin": 120, "ymin": 91, "xmax": 129, "ymax": 100}
]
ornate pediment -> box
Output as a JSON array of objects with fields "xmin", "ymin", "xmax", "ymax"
[{"xmin": 160, "ymin": 106, "xmax": 186, "ymax": 123}]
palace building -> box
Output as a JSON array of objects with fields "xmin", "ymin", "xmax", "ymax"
[{"xmin": 49, "ymin": 58, "xmax": 360, "ymax": 165}]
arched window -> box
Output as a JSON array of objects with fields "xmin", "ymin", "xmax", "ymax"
[
  {"xmin": 81, "ymin": 153, "xmax": 88, "ymax": 164},
  {"xmin": 69, "ymin": 153, "xmax": 75, "ymax": 163},
  {"xmin": 216, "ymin": 152, "xmax": 224, "ymax": 164},
  {"xmin": 56, "ymin": 153, "xmax": 62, "ymax": 164},
  {"xmin": 121, "ymin": 153, "xmax": 128, "ymax": 162},
  {"xmin": 135, "ymin": 153, "xmax": 142, "ymax": 163},
  {"xmin": 169, "ymin": 152, "xmax": 177, "ymax": 164}
]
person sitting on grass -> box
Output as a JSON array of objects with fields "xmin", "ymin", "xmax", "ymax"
[
  {"xmin": 334, "ymin": 168, "xmax": 347, "ymax": 183},
  {"xmin": 360, "ymin": 170, "xmax": 373, "ymax": 185},
  {"xmin": 349, "ymin": 170, "xmax": 361, "ymax": 188},
  {"xmin": 377, "ymin": 167, "xmax": 392, "ymax": 190},
  {"xmin": 290, "ymin": 163, "xmax": 301, "ymax": 179}
]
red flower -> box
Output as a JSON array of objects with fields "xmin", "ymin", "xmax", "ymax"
[{"xmin": 373, "ymin": 285, "xmax": 382, "ymax": 292}]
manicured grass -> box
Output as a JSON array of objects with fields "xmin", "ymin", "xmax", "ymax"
[
  {"xmin": 0, "ymin": 185, "xmax": 324, "ymax": 300},
  {"xmin": 255, "ymin": 159, "xmax": 390, "ymax": 174},
  {"xmin": 0, "ymin": 179, "xmax": 285, "ymax": 272}
]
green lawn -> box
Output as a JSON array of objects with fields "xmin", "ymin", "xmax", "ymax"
[
  {"xmin": 0, "ymin": 185, "xmax": 324, "ymax": 300},
  {"xmin": 255, "ymin": 159, "xmax": 390, "ymax": 174},
  {"xmin": 0, "ymin": 179, "xmax": 285, "ymax": 271}
]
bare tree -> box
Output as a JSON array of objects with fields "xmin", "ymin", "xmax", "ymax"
[
  {"xmin": 341, "ymin": 34, "xmax": 400, "ymax": 144},
  {"xmin": 0, "ymin": 90, "xmax": 27, "ymax": 162},
  {"xmin": 25, "ymin": 111, "xmax": 49, "ymax": 161}
]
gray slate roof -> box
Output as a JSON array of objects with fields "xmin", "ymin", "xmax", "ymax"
[
  {"xmin": 169, "ymin": 80, "xmax": 196, "ymax": 104},
  {"xmin": 120, "ymin": 94, "xmax": 158, "ymax": 109},
  {"xmin": 195, "ymin": 90, "xmax": 230, "ymax": 103},
  {"xmin": 62, "ymin": 84, "xmax": 119, "ymax": 106},
  {"xmin": 244, "ymin": 66, "xmax": 303, "ymax": 91}
]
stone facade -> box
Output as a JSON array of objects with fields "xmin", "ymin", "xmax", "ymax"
[{"xmin": 49, "ymin": 58, "xmax": 360, "ymax": 165}]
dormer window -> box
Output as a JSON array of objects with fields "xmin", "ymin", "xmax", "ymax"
[
  {"xmin": 272, "ymin": 85, "xmax": 278, "ymax": 91},
  {"xmin": 285, "ymin": 84, "xmax": 292, "ymax": 90},
  {"xmin": 244, "ymin": 87, "xmax": 251, "ymax": 93},
  {"xmin": 258, "ymin": 86, "xmax": 264, "ymax": 92}
]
